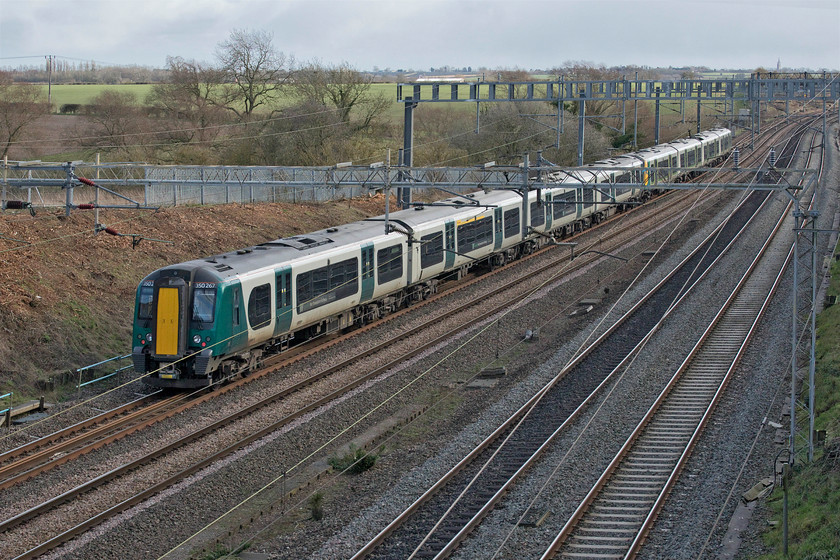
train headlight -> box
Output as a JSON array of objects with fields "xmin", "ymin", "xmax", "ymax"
[
  {"xmin": 146, "ymin": 333, "xmax": 153, "ymax": 342},
  {"xmin": 193, "ymin": 334, "xmax": 202, "ymax": 344}
]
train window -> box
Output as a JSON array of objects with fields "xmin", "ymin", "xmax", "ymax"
[
  {"xmin": 655, "ymin": 159, "xmax": 666, "ymax": 182},
  {"xmin": 138, "ymin": 286, "xmax": 154, "ymax": 319},
  {"xmin": 551, "ymin": 195, "xmax": 562, "ymax": 220},
  {"xmin": 457, "ymin": 217, "xmax": 493, "ymax": 253},
  {"xmin": 192, "ymin": 287, "xmax": 216, "ymax": 323},
  {"xmin": 233, "ymin": 287, "xmax": 240, "ymax": 327},
  {"xmin": 247, "ymin": 284, "xmax": 271, "ymax": 330},
  {"xmin": 296, "ymin": 258, "xmax": 359, "ymax": 313},
  {"xmin": 553, "ymin": 192, "xmax": 575, "ymax": 218},
  {"xmin": 582, "ymin": 187, "xmax": 595, "ymax": 208},
  {"xmin": 504, "ymin": 208, "xmax": 520, "ymax": 238},
  {"xmin": 420, "ymin": 232, "xmax": 444, "ymax": 268},
  {"xmin": 615, "ymin": 173, "xmax": 631, "ymax": 195},
  {"xmin": 530, "ymin": 201, "xmax": 545, "ymax": 228},
  {"xmin": 377, "ymin": 244, "xmax": 403, "ymax": 284}
]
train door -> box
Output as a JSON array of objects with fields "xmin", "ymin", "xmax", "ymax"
[
  {"xmin": 544, "ymin": 192, "xmax": 553, "ymax": 229},
  {"xmin": 361, "ymin": 243, "xmax": 375, "ymax": 302},
  {"xmin": 444, "ymin": 221, "xmax": 456, "ymax": 268},
  {"xmin": 493, "ymin": 207, "xmax": 503, "ymax": 250},
  {"xmin": 152, "ymin": 276, "xmax": 188, "ymax": 361},
  {"xmin": 275, "ymin": 266, "xmax": 292, "ymax": 334}
]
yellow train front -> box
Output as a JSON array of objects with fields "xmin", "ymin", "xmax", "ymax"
[{"xmin": 132, "ymin": 265, "xmax": 237, "ymax": 389}]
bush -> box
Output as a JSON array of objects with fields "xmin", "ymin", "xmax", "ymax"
[
  {"xmin": 198, "ymin": 542, "xmax": 250, "ymax": 559},
  {"xmin": 328, "ymin": 444, "xmax": 383, "ymax": 475},
  {"xmin": 310, "ymin": 491, "xmax": 324, "ymax": 521}
]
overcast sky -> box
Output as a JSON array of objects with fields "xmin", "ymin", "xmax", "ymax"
[{"xmin": 1, "ymin": 0, "xmax": 838, "ymax": 72}]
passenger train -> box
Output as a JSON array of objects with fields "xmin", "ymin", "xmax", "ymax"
[{"xmin": 132, "ymin": 128, "xmax": 732, "ymax": 388}]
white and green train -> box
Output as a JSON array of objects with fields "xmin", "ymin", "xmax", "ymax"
[{"xmin": 132, "ymin": 128, "xmax": 732, "ymax": 389}]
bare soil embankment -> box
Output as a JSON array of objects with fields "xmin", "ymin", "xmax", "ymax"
[{"xmin": 0, "ymin": 195, "xmax": 389, "ymax": 395}]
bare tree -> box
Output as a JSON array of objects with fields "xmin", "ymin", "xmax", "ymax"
[
  {"xmin": 493, "ymin": 69, "xmax": 536, "ymax": 99},
  {"xmin": 413, "ymin": 106, "xmax": 471, "ymax": 166},
  {"xmin": 451, "ymin": 103, "xmax": 556, "ymax": 166},
  {"xmin": 146, "ymin": 56, "xmax": 227, "ymax": 143},
  {"xmin": 214, "ymin": 28, "xmax": 292, "ymax": 120},
  {"xmin": 497, "ymin": 69, "xmax": 533, "ymax": 82},
  {"xmin": 551, "ymin": 62, "xmax": 623, "ymax": 117},
  {"xmin": 0, "ymin": 72, "xmax": 49, "ymax": 159},
  {"xmin": 255, "ymin": 100, "xmax": 347, "ymax": 166},
  {"xmin": 293, "ymin": 61, "xmax": 390, "ymax": 129},
  {"xmin": 83, "ymin": 90, "xmax": 151, "ymax": 158}
]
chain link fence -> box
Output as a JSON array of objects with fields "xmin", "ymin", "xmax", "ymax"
[{"xmin": 1, "ymin": 161, "xmax": 503, "ymax": 209}]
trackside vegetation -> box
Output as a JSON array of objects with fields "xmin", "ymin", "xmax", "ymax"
[
  {"xmin": 759, "ymin": 247, "xmax": 840, "ymax": 558},
  {"xmin": 328, "ymin": 444, "xmax": 383, "ymax": 475}
]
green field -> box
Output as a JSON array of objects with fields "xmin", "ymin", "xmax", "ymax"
[
  {"xmin": 44, "ymin": 84, "xmax": 155, "ymax": 107},
  {"xmin": 40, "ymin": 81, "xmax": 742, "ymax": 121},
  {"xmin": 41, "ymin": 83, "xmax": 402, "ymax": 112}
]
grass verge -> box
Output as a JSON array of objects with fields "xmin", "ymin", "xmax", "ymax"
[{"xmin": 759, "ymin": 248, "xmax": 840, "ymax": 558}]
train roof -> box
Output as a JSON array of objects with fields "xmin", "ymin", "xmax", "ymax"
[
  {"xmin": 588, "ymin": 154, "xmax": 645, "ymax": 169},
  {"xmin": 634, "ymin": 144, "xmax": 680, "ymax": 158},
  {"xmin": 693, "ymin": 128, "xmax": 731, "ymax": 142},
  {"xmin": 153, "ymin": 190, "xmax": 512, "ymax": 282},
  {"xmin": 366, "ymin": 189, "xmax": 509, "ymax": 229},
  {"xmin": 154, "ymin": 217, "xmax": 401, "ymax": 282},
  {"xmin": 148, "ymin": 127, "xmax": 735, "ymax": 284}
]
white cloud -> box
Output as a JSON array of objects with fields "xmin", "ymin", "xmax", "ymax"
[{"xmin": 1, "ymin": 0, "xmax": 837, "ymax": 70}]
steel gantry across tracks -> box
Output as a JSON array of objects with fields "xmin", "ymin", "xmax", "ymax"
[{"xmin": 395, "ymin": 74, "xmax": 839, "ymax": 203}]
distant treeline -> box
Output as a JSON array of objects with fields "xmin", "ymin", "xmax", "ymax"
[{"xmin": 4, "ymin": 63, "xmax": 170, "ymax": 85}]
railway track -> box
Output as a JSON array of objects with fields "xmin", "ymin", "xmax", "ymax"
[
  {"xmin": 543, "ymin": 121, "xmax": 824, "ymax": 560},
  {"xmin": 349, "ymin": 121, "xmax": 817, "ymax": 560},
  {"xmin": 0, "ymin": 168, "xmax": 731, "ymax": 560},
  {"xmin": 0, "ymin": 119, "xmax": 810, "ymax": 559},
  {"xmin": 547, "ymin": 221, "xmax": 792, "ymax": 559},
  {"xmin": 0, "ymin": 186, "xmax": 698, "ymax": 490},
  {"xmin": 0, "ymin": 392, "xmax": 193, "ymax": 490}
]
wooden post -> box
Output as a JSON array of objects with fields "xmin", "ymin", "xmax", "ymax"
[{"xmin": 95, "ymin": 153, "xmax": 100, "ymax": 228}]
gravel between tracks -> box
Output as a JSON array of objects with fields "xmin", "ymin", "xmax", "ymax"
[
  {"xmin": 312, "ymin": 124, "xmax": 837, "ymax": 560},
  {"xmin": 20, "ymin": 185, "xmax": 735, "ymax": 560},
  {"xmin": 16, "ymin": 127, "xmax": 833, "ymax": 560},
  {"xmin": 307, "ymin": 189, "xmax": 761, "ymax": 560}
]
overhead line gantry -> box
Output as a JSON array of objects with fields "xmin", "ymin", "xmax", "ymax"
[{"xmin": 396, "ymin": 74, "xmax": 839, "ymax": 206}]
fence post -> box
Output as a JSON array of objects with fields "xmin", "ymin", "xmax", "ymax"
[
  {"xmin": 2, "ymin": 391, "xmax": 12, "ymax": 431},
  {"xmin": 2, "ymin": 155, "xmax": 7, "ymax": 208}
]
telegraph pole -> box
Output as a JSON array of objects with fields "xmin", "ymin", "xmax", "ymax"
[{"xmin": 45, "ymin": 55, "xmax": 54, "ymax": 108}]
